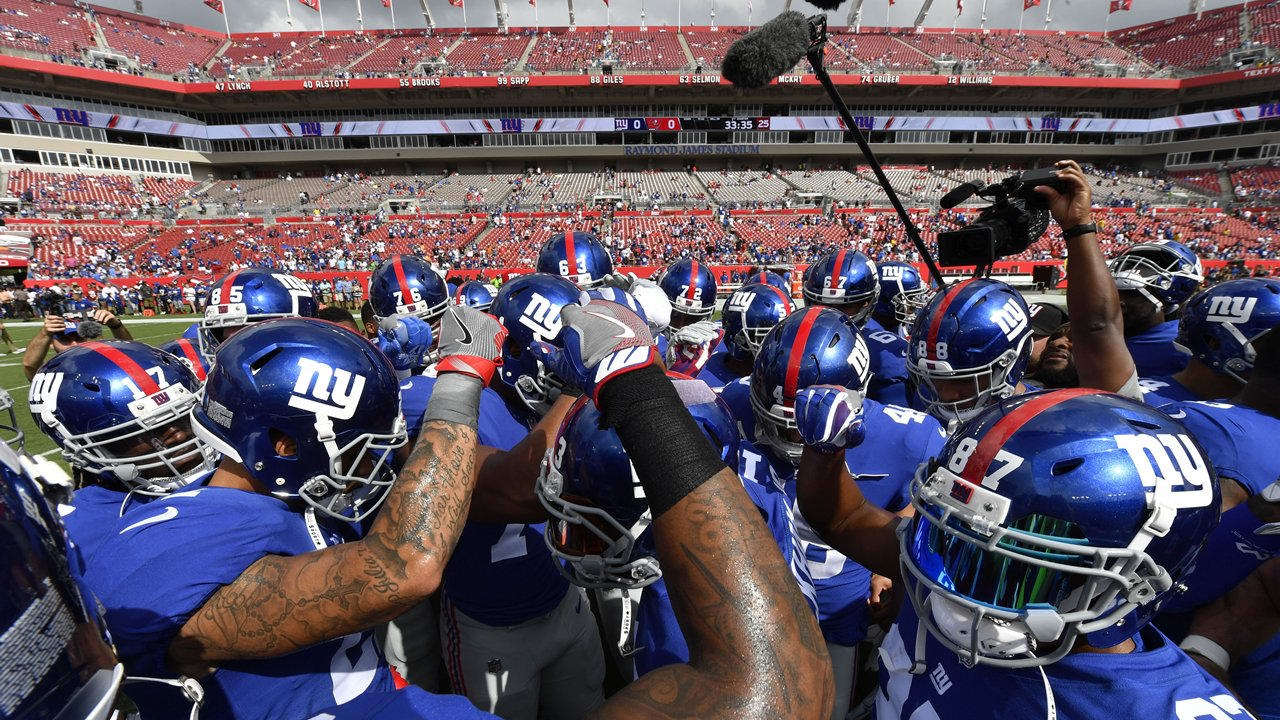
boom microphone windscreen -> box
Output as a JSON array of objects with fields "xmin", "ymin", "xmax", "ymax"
[
  {"xmin": 721, "ymin": 11, "xmax": 813, "ymax": 89},
  {"xmin": 804, "ymin": 0, "xmax": 850, "ymax": 9}
]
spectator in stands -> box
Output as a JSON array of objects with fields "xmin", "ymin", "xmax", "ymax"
[{"xmin": 22, "ymin": 308, "xmax": 133, "ymax": 380}]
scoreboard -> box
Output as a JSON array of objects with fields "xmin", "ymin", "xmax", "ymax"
[{"xmin": 612, "ymin": 117, "xmax": 772, "ymax": 132}]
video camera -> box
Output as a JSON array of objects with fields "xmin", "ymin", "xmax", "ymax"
[{"xmin": 936, "ymin": 168, "xmax": 1069, "ymax": 268}]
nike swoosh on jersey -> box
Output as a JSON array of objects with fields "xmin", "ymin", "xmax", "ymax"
[
  {"xmin": 119, "ymin": 505, "xmax": 178, "ymax": 534},
  {"xmin": 584, "ymin": 310, "xmax": 635, "ymax": 340}
]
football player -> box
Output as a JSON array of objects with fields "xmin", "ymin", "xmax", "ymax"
[
  {"xmin": 430, "ymin": 271, "xmax": 606, "ymax": 719},
  {"xmin": 28, "ymin": 341, "xmax": 216, "ymax": 562},
  {"xmin": 0, "ymin": 439, "xmax": 207, "ymax": 720},
  {"xmin": 86, "ymin": 311, "xmax": 505, "ymax": 719},
  {"xmin": 700, "ymin": 282, "xmax": 794, "ymax": 389},
  {"xmin": 536, "ymin": 381, "xmax": 817, "ymax": 678},
  {"xmin": 159, "ymin": 337, "xmax": 211, "ymax": 383},
  {"xmin": 795, "ymin": 388, "xmax": 1233, "ymax": 718},
  {"xmin": 1110, "ymin": 239, "xmax": 1203, "ymax": 377},
  {"xmin": 453, "ymin": 279, "xmax": 497, "ymax": 311},
  {"xmin": 197, "ymin": 267, "xmax": 319, "ymax": 364},
  {"xmin": 744, "ymin": 267, "xmax": 791, "ymax": 294},
  {"xmin": 657, "ymin": 256, "xmax": 723, "ymax": 376},
  {"xmin": 368, "ymin": 254, "xmax": 450, "ymax": 337},
  {"xmin": 1024, "ymin": 301, "xmax": 1069, "ymax": 377},
  {"xmin": 536, "ymin": 297, "xmax": 835, "ymax": 718},
  {"xmin": 873, "ymin": 260, "xmax": 931, "ymax": 339},
  {"xmin": 1139, "ymin": 278, "xmax": 1280, "ymax": 407},
  {"xmin": 805, "ymin": 249, "xmax": 910, "ymax": 406},
  {"xmin": 719, "ymin": 307, "xmax": 946, "ymax": 720},
  {"xmin": 535, "ymin": 230, "xmax": 614, "ymax": 289}
]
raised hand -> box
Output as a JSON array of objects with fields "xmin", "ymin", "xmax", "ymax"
[
  {"xmin": 794, "ymin": 385, "xmax": 866, "ymax": 454},
  {"xmin": 375, "ymin": 315, "xmax": 434, "ymax": 373},
  {"xmin": 532, "ymin": 299, "xmax": 656, "ymax": 402},
  {"xmin": 434, "ymin": 306, "xmax": 507, "ymax": 386}
]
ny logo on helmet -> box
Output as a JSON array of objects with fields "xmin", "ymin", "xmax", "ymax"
[
  {"xmin": 881, "ymin": 265, "xmax": 906, "ymax": 279},
  {"xmin": 28, "ymin": 372, "xmax": 64, "ymax": 416},
  {"xmin": 519, "ymin": 292, "xmax": 563, "ymax": 340},
  {"xmin": 1206, "ymin": 296, "xmax": 1257, "ymax": 324},
  {"xmin": 991, "ymin": 298, "xmax": 1028, "ymax": 341},
  {"xmin": 726, "ymin": 291, "xmax": 753, "ymax": 313},
  {"xmin": 1114, "ymin": 433, "xmax": 1214, "ymax": 510},
  {"xmin": 288, "ymin": 357, "xmax": 365, "ymax": 420}
]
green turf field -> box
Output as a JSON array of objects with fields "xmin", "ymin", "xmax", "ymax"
[{"xmin": 3, "ymin": 318, "xmax": 197, "ymax": 462}]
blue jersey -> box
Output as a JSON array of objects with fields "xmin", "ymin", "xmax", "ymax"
[
  {"xmin": 877, "ymin": 603, "xmax": 1252, "ymax": 720},
  {"xmin": 305, "ymin": 687, "xmax": 497, "ymax": 719},
  {"xmin": 1232, "ymin": 634, "xmax": 1280, "ymax": 720},
  {"xmin": 1164, "ymin": 400, "xmax": 1280, "ymax": 495},
  {"xmin": 60, "ymin": 484, "xmax": 148, "ymax": 568},
  {"xmin": 635, "ymin": 438, "xmax": 818, "ymax": 676},
  {"xmin": 1140, "ymin": 374, "xmax": 1199, "ymax": 408},
  {"xmin": 88, "ymin": 487, "xmax": 396, "ymax": 720},
  {"xmin": 413, "ymin": 380, "xmax": 568, "ymax": 627},
  {"xmin": 696, "ymin": 350, "xmax": 747, "ymax": 390},
  {"xmin": 863, "ymin": 318, "xmax": 910, "ymax": 407},
  {"xmin": 720, "ymin": 379, "xmax": 945, "ymax": 645},
  {"xmin": 1127, "ymin": 319, "xmax": 1188, "ymax": 378}
]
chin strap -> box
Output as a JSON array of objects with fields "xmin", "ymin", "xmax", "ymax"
[
  {"xmin": 1037, "ymin": 665, "xmax": 1058, "ymax": 720},
  {"xmin": 122, "ymin": 675, "xmax": 205, "ymax": 720}
]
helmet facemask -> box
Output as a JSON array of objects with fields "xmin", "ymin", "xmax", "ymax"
[
  {"xmin": 536, "ymin": 449, "xmax": 660, "ymax": 590},
  {"xmin": 293, "ymin": 412, "xmax": 408, "ymax": 524},
  {"xmin": 900, "ymin": 461, "xmax": 1174, "ymax": 669},
  {"xmin": 909, "ymin": 339, "xmax": 1027, "ymax": 424},
  {"xmin": 892, "ymin": 287, "xmax": 932, "ymax": 331},
  {"xmin": 748, "ymin": 383, "xmax": 804, "ymax": 466},
  {"xmin": 53, "ymin": 384, "xmax": 216, "ymax": 495}
]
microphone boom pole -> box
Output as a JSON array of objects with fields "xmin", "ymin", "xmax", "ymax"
[{"xmin": 803, "ymin": 15, "xmax": 947, "ymax": 289}]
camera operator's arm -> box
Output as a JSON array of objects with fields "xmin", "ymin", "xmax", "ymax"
[
  {"xmin": 22, "ymin": 315, "xmax": 63, "ymax": 381},
  {"xmin": 1182, "ymin": 557, "xmax": 1280, "ymax": 689},
  {"xmin": 544, "ymin": 301, "xmax": 834, "ymax": 720},
  {"xmin": 90, "ymin": 309, "xmax": 131, "ymax": 341},
  {"xmin": 1036, "ymin": 160, "xmax": 1137, "ymax": 396}
]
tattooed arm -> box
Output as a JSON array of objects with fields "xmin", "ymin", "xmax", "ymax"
[
  {"xmin": 167, "ymin": 419, "xmax": 478, "ymax": 676},
  {"xmin": 594, "ymin": 467, "xmax": 835, "ymax": 720},
  {"xmin": 166, "ymin": 307, "xmax": 505, "ymax": 676},
  {"xmin": 468, "ymin": 392, "xmax": 579, "ymax": 524}
]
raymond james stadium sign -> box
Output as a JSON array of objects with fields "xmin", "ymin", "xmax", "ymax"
[{"xmin": 624, "ymin": 144, "xmax": 761, "ymax": 156}]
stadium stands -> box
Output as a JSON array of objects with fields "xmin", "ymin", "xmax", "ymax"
[
  {"xmin": 526, "ymin": 30, "xmax": 607, "ymax": 73},
  {"xmin": 682, "ymin": 29, "xmax": 743, "ymax": 71},
  {"xmin": 348, "ymin": 34, "xmax": 453, "ymax": 75},
  {"xmin": 1113, "ymin": 5, "xmax": 1242, "ymax": 69},
  {"xmin": 696, "ymin": 170, "xmax": 793, "ymax": 206},
  {"xmin": 443, "ymin": 32, "xmax": 529, "ymax": 73},
  {"xmin": 606, "ymin": 29, "xmax": 688, "ymax": 71},
  {"xmin": 0, "ymin": 0, "xmax": 95, "ymax": 58},
  {"xmin": 96, "ymin": 14, "xmax": 221, "ymax": 76},
  {"xmin": 1233, "ymin": 165, "xmax": 1280, "ymax": 202}
]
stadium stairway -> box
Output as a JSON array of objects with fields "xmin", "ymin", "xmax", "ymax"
[
  {"xmin": 513, "ymin": 35, "xmax": 539, "ymax": 73},
  {"xmin": 345, "ymin": 38, "xmax": 393, "ymax": 73},
  {"xmin": 676, "ymin": 33, "xmax": 697, "ymax": 70},
  {"xmin": 86, "ymin": 16, "xmax": 109, "ymax": 55}
]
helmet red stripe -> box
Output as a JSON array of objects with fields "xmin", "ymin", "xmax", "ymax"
[
  {"xmin": 828, "ymin": 249, "xmax": 848, "ymax": 297},
  {"xmin": 764, "ymin": 284, "xmax": 792, "ymax": 312},
  {"xmin": 563, "ymin": 231, "xmax": 577, "ymax": 278},
  {"xmin": 391, "ymin": 256, "xmax": 413, "ymax": 304},
  {"xmin": 175, "ymin": 339, "xmax": 206, "ymax": 381},
  {"xmin": 783, "ymin": 308, "xmax": 822, "ymax": 401},
  {"xmin": 220, "ymin": 270, "xmax": 241, "ymax": 301},
  {"xmin": 686, "ymin": 259, "xmax": 700, "ymax": 301},
  {"xmin": 84, "ymin": 342, "xmax": 162, "ymax": 395},
  {"xmin": 960, "ymin": 388, "xmax": 1102, "ymax": 485},
  {"xmin": 926, "ymin": 278, "xmax": 976, "ymax": 360}
]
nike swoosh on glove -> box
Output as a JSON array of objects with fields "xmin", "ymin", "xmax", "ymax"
[
  {"xmin": 794, "ymin": 385, "xmax": 866, "ymax": 454},
  {"xmin": 435, "ymin": 306, "xmax": 507, "ymax": 386},
  {"xmin": 532, "ymin": 298, "xmax": 656, "ymax": 403}
]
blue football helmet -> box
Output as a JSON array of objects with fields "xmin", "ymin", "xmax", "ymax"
[
  {"xmin": 29, "ymin": 341, "xmax": 216, "ymax": 494},
  {"xmin": 1110, "ymin": 240, "xmax": 1204, "ymax": 315},
  {"xmin": 743, "ymin": 269, "xmax": 790, "ymax": 294},
  {"xmin": 876, "ymin": 261, "xmax": 931, "ymax": 329},
  {"xmin": 198, "ymin": 267, "xmax": 318, "ymax": 363},
  {"xmin": 907, "ymin": 278, "xmax": 1032, "ymax": 424},
  {"xmin": 901, "ymin": 389, "xmax": 1220, "ymax": 668},
  {"xmin": 159, "ymin": 337, "xmax": 211, "ymax": 383},
  {"xmin": 1174, "ymin": 277, "xmax": 1280, "ymax": 384},
  {"xmin": 491, "ymin": 273, "xmax": 582, "ymax": 415},
  {"xmin": 0, "ymin": 439, "xmax": 206, "ymax": 720},
  {"xmin": 536, "ymin": 230, "xmax": 614, "ymax": 289},
  {"xmin": 536, "ymin": 380, "xmax": 739, "ymax": 589},
  {"xmin": 803, "ymin": 249, "xmax": 880, "ymax": 325},
  {"xmin": 452, "ymin": 280, "xmax": 497, "ymax": 312},
  {"xmin": 657, "ymin": 257, "xmax": 718, "ymax": 324},
  {"xmin": 369, "ymin": 254, "xmax": 449, "ymax": 327},
  {"xmin": 191, "ymin": 318, "xmax": 407, "ymax": 523},
  {"xmin": 723, "ymin": 283, "xmax": 794, "ymax": 362},
  {"xmin": 750, "ymin": 307, "xmax": 871, "ymax": 464}
]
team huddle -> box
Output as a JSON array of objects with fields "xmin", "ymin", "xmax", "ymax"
[{"xmin": 7, "ymin": 161, "xmax": 1280, "ymax": 720}]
